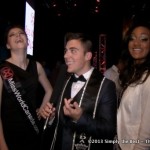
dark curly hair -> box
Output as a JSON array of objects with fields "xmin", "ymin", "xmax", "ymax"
[{"xmin": 119, "ymin": 22, "xmax": 150, "ymax": 89}]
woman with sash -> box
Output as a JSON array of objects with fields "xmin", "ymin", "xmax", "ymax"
[
  {"xmin": 40, "ymin": 32, "xmax": 117, "ymax": 150},
  {"xmin": 0, "ymin": 24, "xmax": 53, "ymax": 150}
]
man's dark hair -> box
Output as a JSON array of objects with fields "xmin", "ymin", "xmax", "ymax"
[{"xmin": 64, "ymin": 32, "xmax": 93, "ymax": 52}]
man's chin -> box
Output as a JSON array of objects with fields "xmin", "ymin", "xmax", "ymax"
[{"xmin": 67, "ymin": 68, "xmax": 74, "ymax": 73}]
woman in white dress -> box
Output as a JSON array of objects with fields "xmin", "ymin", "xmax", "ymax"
[{"xmin": 117, "ymin": 22, "xmax": 150, "ymax": 150}]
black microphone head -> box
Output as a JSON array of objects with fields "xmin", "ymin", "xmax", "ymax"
[{"xmin": 50, "ymin": 64, "xmax": 67, "ymax": 106}]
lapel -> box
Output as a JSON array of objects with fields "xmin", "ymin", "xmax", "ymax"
[{"xmin": 62, "ymin": 79, "xmax": 72, "ymax": 99}]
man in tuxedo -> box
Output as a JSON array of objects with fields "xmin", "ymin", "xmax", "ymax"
[{"xmin": 40, "ymin": 32, "xmax": 117, "ymax": 150}]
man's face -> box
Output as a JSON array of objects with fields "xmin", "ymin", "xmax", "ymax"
[{"xmin": 64, "ymin": 39, "xmax": 92, "ymax": 76}]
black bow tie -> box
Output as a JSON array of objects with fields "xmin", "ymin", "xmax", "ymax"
[{"xmin": 70, "ymin": 75, "xmax": 86, "ymax": 82}]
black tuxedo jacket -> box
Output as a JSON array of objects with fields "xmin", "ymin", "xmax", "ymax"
[{"xmin": 43, "ymin": 68, "xmax": 117, "ymax": 150}]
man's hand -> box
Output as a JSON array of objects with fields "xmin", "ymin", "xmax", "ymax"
[
  {"xmin": 63, "ymin": 98, "xmax": 83, "ymax": 121},
  {"xmin": 38, "ymin": 102, "xmax": 56, "ymax": 119}
]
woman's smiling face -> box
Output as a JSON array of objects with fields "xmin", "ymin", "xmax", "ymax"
[{"xmin": 128, "ymin": 26, "xmax": 150, "ymax": 64}]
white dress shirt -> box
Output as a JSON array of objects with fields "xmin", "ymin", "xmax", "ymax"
[
  {"xmin": 71, "ymin": 67, "xmax": 94, "ymax": 98},
  {"xmin": 104, "ymin": 65, "xmax": 121, "ymax": 98}
]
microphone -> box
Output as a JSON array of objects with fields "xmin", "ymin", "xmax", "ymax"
[
  {"xmin": 43, "ymin": 64, "xmax": 67, "ymax": 130},
  {"xmin": 43, "ymin": 117, "xmax": 49, "ymax": 130}
]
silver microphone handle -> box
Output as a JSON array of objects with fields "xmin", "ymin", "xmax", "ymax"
[{"xmin": 43, "ymin": 117, "xmax": 49, "ymax": 130}]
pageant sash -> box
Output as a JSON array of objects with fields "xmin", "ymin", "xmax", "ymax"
[{"xmin": 0, "ymin": 64, "xmax": 39, "ymax": 134}]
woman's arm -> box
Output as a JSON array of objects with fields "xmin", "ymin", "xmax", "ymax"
[
  {"xmin": 134, "ymin": 76, "xmax": 150, "ymax": 149},
  {"xmin": 0, "ymin": 77, "xmax": 8, "ymax": 150},
  {"xmin": 36, "ymin": 61, "xmax": 53, "ymax": 118}
]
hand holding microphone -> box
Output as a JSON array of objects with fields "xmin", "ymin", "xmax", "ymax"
[
  {"xmin": 42, "ymin": 102, "xmax": 56, "ymax": 130},
  {"xmin": 43, "ymin": 64, "xmax": 67, "ymax": 130}
]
